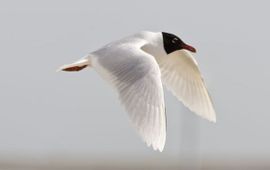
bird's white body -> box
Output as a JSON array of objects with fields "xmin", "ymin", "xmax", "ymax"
[{"xmin": 59, "ymin": 31, "xmax": 216, "ymax": 152}]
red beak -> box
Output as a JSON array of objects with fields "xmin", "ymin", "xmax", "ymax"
[{"xmin": 182, "ymin": 43, "xmax": 197, "ymax": 53}]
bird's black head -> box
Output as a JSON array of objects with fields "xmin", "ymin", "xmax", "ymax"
[{"xmin": 162, "ymin": 32, "xmax": 196, "ymax": 54}]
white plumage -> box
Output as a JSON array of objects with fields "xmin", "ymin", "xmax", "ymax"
[
  {"xmin": 59, "ymin": 31, "xmax": 216, "ymax": 151},
  {"xmin": 158, "ymin": 50, "xmax": 216, "ymax": 122}
]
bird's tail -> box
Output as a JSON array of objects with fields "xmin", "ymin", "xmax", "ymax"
[{"xmin": 58, "ymin": 58, "xmax": 91, "ymax": 72}]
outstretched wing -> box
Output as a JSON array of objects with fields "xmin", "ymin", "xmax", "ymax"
[
  {"xmin": 92, "ymin": 45, "xmax": 166, "ymax": 151},
  {"xmin": 158, "ymin": 50, "xmax": 216, "ymax": 122}
]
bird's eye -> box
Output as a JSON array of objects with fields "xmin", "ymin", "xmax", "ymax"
[{"xmin": 172, "ymin": 38, "xmax": 178, "ymax": 43}]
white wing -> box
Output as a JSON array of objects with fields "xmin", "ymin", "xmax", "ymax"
[
  {"xmin": 92, "ymin": 45, "xmax": 166, "ymax": 151},
  {"xmin": 158, "ymin": 50, "xmax": 216, "ymax": 122}
]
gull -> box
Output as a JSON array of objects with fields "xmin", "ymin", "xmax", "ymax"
[{"xmin": 59, "ymin": 31, "xmax": 216, "ymax": 152}]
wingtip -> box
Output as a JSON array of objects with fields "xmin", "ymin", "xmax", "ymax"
[
  {"xmin": 210, "ymin": 118, "xmax": 217, "ymax": 123},
  {"xmin": 151, "ymin": 144, "xmax": 164, "ymax": 152},
  {"xmin": 210, "ymin": 111, "xmax": 217, "ymax": 123},
  {"xmin": 205, "ymin": 114, "xmax": 216, "ymax": 123},
  {"xmin": 158, "ymin": 147, "xmax": 164, "ymax": 152},
  {"xmin": 144, "ymin": 138, "xmax": 165, "ymax": 152},
  {"xmin": 149, "ymin": 139, "xmax": 166, "ymax": 152}
]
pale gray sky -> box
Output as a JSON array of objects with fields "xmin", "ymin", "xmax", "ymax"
[{"xmin": 0, "ymin": 0, "xmax": 269, "ymax": 160}]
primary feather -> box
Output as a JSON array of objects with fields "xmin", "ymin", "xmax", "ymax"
[
  {"xmin": 90, "ymin": 40, "xmax": 166, "ymax": 151},
  {"xmin": 157, "ymin": 50, "xmax": 216, "ymax": 122}
]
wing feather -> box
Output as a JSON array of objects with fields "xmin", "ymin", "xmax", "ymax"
[
  {"xmin": 92, "ymin": 46, "xmax": 166, "ymax": 151},
  {"xmin": 158, "ymin": 50, "xmax": 216, "ymax": 122}
]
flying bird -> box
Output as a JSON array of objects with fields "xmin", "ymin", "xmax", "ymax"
[{"xmin": 59, "ymin": 31, "xmax": 216, "ymax": 152}]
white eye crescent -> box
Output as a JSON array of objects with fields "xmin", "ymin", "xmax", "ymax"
[{"xmin": 172, "ymin": 38, "xmax": 178, "ymax": 43}]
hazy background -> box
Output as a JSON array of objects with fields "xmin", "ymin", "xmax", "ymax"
[{"xmin": 0, "ymin": 0, "xmax": 269, "ymax": 168}]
